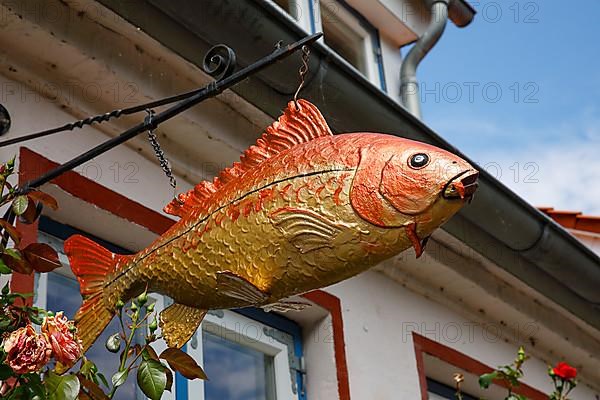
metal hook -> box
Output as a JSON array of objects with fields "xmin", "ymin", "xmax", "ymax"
[
  {"xmin": 145, "ymin": 109, "xmax": 179, "ymax": 201},
  {"xmin": 293, "ymin": 45, "xmax": 311, "ymax": 110}
]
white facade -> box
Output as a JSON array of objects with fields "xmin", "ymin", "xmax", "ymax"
[{"xmin": 1, "ymin": 1, "xmax": 598, "ymax": 399}]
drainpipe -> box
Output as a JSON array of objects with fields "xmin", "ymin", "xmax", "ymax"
[{"xmin": 400, "ymin": 0, "xmax": 450, "ymax": 119}]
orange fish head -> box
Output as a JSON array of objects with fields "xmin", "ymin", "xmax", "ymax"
[
  {"xmin": 350, "ymin": 135, "xmax": 478, "ymax": 228},
  {"xmin": 379, "ymin": 141, "xmax": 478, "ymax": 216}
]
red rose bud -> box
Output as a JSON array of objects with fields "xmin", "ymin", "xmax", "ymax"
[
  {"xmin": 553, "ymin": 362, "xmax": 577, "ymax": 380},
  {"xmin": 3, "ymin": 325, "xmax": 52, "ymax": 374},
  {"xmin": 42, "ymin": 312, "xmax": 83, "ymax": 368}
]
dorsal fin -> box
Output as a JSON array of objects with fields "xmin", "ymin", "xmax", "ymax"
[{"xmin": 164, "ymin": 99, "xmax": 332, "ymax": 218}]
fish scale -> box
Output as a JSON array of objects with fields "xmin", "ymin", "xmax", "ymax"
[{"xmin": 65, "ymin": 99, "xmax": 478, "ymax": 353}]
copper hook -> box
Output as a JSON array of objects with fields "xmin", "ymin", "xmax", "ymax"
[{"xmin": 293, "ymin": 46, "xmax": 311, "ymax": 110}]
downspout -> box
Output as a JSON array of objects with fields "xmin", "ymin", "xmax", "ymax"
[{"xmin": 400, "ymin": 0, "xmax": 450, "ymax": 119}]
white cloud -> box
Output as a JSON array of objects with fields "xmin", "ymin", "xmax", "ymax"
[
  {"xmin": 427, "ymin": 105, "xmax": 600, "ymax": 215},
  {"xmin": 477, "ymin": 139, "xmax": 600, "ymax": 215}
]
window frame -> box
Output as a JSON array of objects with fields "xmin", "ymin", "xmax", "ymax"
[
  {"xmin": 412, "ymin": 333, "xmax": 547, "ymax": 400},
  {"xmin": 183, "ymin": 309, "xmax": 302, "ymax": 400},
  {"xmin": 427, "ymin": 378, "xmax": 477, "ymax": 400},
  {"xmin": 269, "ymin": 0, "xmax": 314, "ymax": 34},
  {"xmin": 267, "ymin": 0, "xmax": 386, "ymax": 91}
]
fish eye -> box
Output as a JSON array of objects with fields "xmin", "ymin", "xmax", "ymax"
[{"xmin": 409, "ymin": 153, "xmax": 429, "ymax": 169}]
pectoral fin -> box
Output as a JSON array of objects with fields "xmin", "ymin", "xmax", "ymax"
[
  {"xmin": 159, "ymin": 304, "xmax": 207, "ymax": 348},
  {"xmin": 216, "ymin": 271, "xmax": 269, "ymax": 304},
  {"xmin": 270, "ymin": 207, "xmax": 356, "ymax": 253},
  {"xmin": 263, "ymin": 300, "xmax": 312, "ymax": 313}
]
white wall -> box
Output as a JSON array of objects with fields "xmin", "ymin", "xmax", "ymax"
[{"xmin": 326, "ymin": 270, "xmax": 599, "ymax": 400}]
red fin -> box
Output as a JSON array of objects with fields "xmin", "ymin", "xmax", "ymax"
[
  {"xmin": 64, "ymin": 235, "xmax": 126, "ymax": 353},
  {"xmin": 164, "ymin": 99, "xmax": 332, "ymax": 218}
]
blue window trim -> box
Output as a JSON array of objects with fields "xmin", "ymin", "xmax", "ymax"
[
  {"xmin": 308, "ymin": 0, "xmax": 316, "ymax": 34},
  {"xmin": 175, "ymin": 344, "xmax": 189, "ymax": 398},
  {"xmin": 427, "ymin": 378, "xmax": 478, "ymax": 400},
  {"xmin": 38, "ymin": 216, "xmax": 133, "ymax": 254},
  {"xmin": 235, "ymin": 308, "xmax": 306, "ymax": 400}
]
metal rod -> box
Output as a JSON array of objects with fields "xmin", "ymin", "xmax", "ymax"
[
  {"xmin": 17, "ymin": 33, "xmax": 322, "ymax": 194},
  {"xmin": 0, "ymin": 88, "xmax": 206, "ymax": 148}
]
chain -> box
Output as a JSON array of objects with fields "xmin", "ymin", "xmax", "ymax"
[
  {"xmin": 145, "ymin": 109, "xmax": 178, "ymax": 196},
  {"xmin": 293, "ymin": 45, "xmax": 311, "ymax": 110}
]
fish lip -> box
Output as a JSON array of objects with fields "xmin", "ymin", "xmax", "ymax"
[{"xmin": 442, "ymin": 170, "xmax": 479, "ymax": 200}]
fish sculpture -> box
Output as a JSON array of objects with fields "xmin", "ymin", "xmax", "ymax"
[{"xmin": 65, "ymin": 99, "xmax": 478, "ymax": 353}]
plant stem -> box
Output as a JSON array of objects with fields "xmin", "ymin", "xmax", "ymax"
[{"xmin": 108, "ymin": 310, "xmax": 139, "ymax": 399}]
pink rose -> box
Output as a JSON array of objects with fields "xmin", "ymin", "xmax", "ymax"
[
  {"xmin": 3, "ymin": 325, "xmax": 52, "ymax": 374},
  {"xmin": 41, "ymin": 312, "xmax": 82, "ymax": 368}
]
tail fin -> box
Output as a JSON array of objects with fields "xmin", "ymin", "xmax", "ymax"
[{"xmin": 64, "ymin": 234, "xmax": 124, "ymax": 353}]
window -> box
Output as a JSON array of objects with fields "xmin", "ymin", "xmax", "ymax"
[
  {"xmin": 318, "ymin": 0, "xmax": 385, "ymax": 89},
  {"xmin": 184, "ymin": 309, "xmax": 305, "ymax": 400},
  {"xmin": 427, "ymin": 378, "xmax": 477, "ymax": 400},
  {"xmin": 268, "ymin": 0, "xmax": 386, "ymax": 90},
  {"xmin": 270, "ymin": 0, "xmax": 314, "ymax": 34},
  {"xmin": 413, "ymin": 333, "xmax": 547, "ymax": 400},
  {"xmin": 34, "ymin": 217, "xmax": 305, "ymax": 400}
]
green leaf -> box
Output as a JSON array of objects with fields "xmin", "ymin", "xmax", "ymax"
[
  {"xmin": 6, "ymin": 386, "xmax": 26, "ymax": 400},
  {"xmin": 25, "ymin": 373, "xmax": 46, "ymax": 400},
  {"xmin": 2, "ymin": 248, "xmax": 31, "ymax": 274},
  {"xmin": 12, "ymin": 195, "xmax": 29, "ymax": 216},
  {"xmin": 97, "ymin": 373, "xmax": 110, "ymax": 389},
  {"xmin": 4, "ymin": 248, "xmax": 21, "ymax": 260},
  {"xmin": 142, "ymin": 346, "xmax": 159, "ymax": 361},
  {"xmin": 0, "ymin": 258, "xmax": 11, "ymax": 274},
  {"xmin": 111, "ymin": 370, "xmax": 128, "ymax": 388},
  {"xmin": 29, "ymin": 311, "xmax": 44, "ymax": 325},
  {"xmin": 1, "ymin": 281, "xmax": 9, "ymax": 295},
  {"xmin": 0, "ymin": 318, "xmax": 11, "ymax": 330},
  {"xmin": 0, "ymin": 363, "xmax": 13, "ymax": 380},
  {"xmin": 137, "ymin": 359, "xmax": 167, "ymax": 400},
  {"xmin": 159, "ymin": 347, "xmax": 208, "ymax": 380},
  {"xmin": 479, "ymin": 371, "xmax": 499, "ymax": 389},
  {"xmin": 80, "ymin": 358, "xmax": 95, "ymax": 378},
  {"xmin": 45, "ymin": 372, "xmax": 80, "ymax": 400}
]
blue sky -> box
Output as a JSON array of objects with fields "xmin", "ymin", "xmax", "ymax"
[{"xmin": 413, "ymin": 0, "xmax": 600, "ymax": 214}]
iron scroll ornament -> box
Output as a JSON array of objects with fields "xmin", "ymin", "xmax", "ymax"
[{"xmin": 202, "ymin": 44, "xmax": 237, "ymax": 81}]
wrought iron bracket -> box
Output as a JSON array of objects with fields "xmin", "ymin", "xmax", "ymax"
[{"xmin": 7, "ymin": 33, "xmax": 322, "ymax": 197}]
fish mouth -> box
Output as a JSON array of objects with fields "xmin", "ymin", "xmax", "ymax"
[{"xmin": 442, "ymin": 170, "xmax": 479, "ymax": 201}]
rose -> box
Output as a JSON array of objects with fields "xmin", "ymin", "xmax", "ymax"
[
  {"xmin": 2, "ymin": 325, "xmax": 52, "ymax": 374},
  {"xmin": 41, "ymin": 312, "xmax": 82, "ymax": 368},
  {"xmin": 552, "ymin": 362, "xmax": 577, "ymax": 381}
]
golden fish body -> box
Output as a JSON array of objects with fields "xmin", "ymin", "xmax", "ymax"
[{"xmin": 65, "ymin": 100, "xmax": 478, "ymax": 351}]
